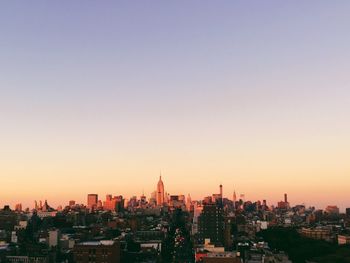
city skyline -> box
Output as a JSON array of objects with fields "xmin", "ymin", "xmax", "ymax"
[
  {"xmin": 1, "ymin": 175, "xmax": 347, "ymax": 212},
  {"xmin": 1, "ymin": 2, "xmax": 350, "ymax": 211}
]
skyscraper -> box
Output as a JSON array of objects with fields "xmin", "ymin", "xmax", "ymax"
[
  {"xmin": 156, "ymin": 176, "xmax": 165, "ymax": 206},
  {"xmin": 87, "ymin": 194, "xmax": 98, "ymax": 209},
  {"xmin": 103, "ymin": 195, "xmax": 124, "ymax": 212},
  {"xmin": 232, "ymin": 190, "xmax": 237, "ymax": 210},
  {"xmin": 186, "ymin": 194, "xmax": 192, "ymax": 211}
]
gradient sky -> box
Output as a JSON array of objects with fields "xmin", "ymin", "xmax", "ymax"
[{"xmin": 1, "ymin": 1, "xmax": 350, "ymax": 210}]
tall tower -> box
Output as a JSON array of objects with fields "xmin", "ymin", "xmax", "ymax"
[
  {"xmin": 284, "ymin": 193, "xmax": 288, "ymax": 203},
  {"xmin": 87, "ymin": 194, "xmax": 98, "ymax": 209},
  {"xmin": 233, "ymin": 190, "xmax": 237, "ymax": 210},
  {"xmin": 186, "ymin": 194, "xmax": 192, "ymax": 211},
  {"xmin": 156, "ymin": 175, "xmax": 165, "ymax": 206},
  {"xmin": 219, "ymin": 184, "xmax": 223, "ymax": 198}
]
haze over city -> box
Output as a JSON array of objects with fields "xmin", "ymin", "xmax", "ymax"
[{"xmin": 1, "ymin": 1, "xmax": 350, "ymax": 210}]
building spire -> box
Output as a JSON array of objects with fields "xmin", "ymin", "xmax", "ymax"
[{"xmin": 156, "ymin": 172, "xmax": 165, "ymax": 206}]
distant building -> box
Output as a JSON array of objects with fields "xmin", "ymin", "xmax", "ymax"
[
  {"xmin": 15, "ymin": 203, "xmax": 22, "ymax": 212},
  {"xmin": 186, "ymin": 194, "xmax": 192, "ymax": 211},
  {"xmin": 169, "ymin": 195, "xmax": 186, "ymax": 210},
  {"xmin": 103, "ymin": 195, "xmax": 124, "ymax": 212},
  {"xmin": 325, "ymin": 205, "xmax": 340, "ymax": 215},
  {"xmin": 346, "ymin": 208, "xmax": 350, "ymax": 217},
  {"xmin": 232, "ymin": 191, "xmax": 237, "ymax": 210},
  {"xmin": 192, "ymin": 204, "xmax": 203, "ymax": 235},
  {"xmin": 301, "ymin": 227, "xmax": 331, "ymax": 241},
  {"xmin": 6, "ymin": 256, "xmax": 49, "ymax": 263},
  {"xmin": 35, "ymin": 200, "xmax": 57, "ymax": 218},
  {"xmin": 277, "ymin": 193, "xmax": 290, "ymax": 210},
  {"xmin": 48, "ymin": 229, "xmax": 59, "ymax": 247},
  {"xmin": 202, "ymin": 252, "xmax": 240, "ymax": 263},
  {"xmin": 41, "ymin": 200, "xmax": 53, "ymax": 212},
  {"xmin": 338, "ymin": 235, "xmax": 350, "ymax": 245},
  {"xmin": 87, "ymin": 194, "xmax": 98, "ymax": 209},
  {"xmin": 0, "ymin": 206, "xmax": 17, "ymax": 231},
  {"xmin": 74, "ymin": 240, "xmax": 121, "ymax": 263},
  {"xmin": 156, "ymin": 176, "xmax": 165, "ymax": 206},
  {"xmin": 36, "ymin": 211, "xmax": 57, "ymax": 219}
]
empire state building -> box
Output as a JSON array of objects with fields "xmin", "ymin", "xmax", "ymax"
[{"xmin": 156, "ymin": 176, "xmax": 165, "ymax": 206}]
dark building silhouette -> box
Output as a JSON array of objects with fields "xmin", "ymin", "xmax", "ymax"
[
  {"xmin": 198, "ymin": 204, "xmax": 224, "ymax": 245},
  {"xmin": 0, "ymin": 206, "xmax": 17, "ymax": 231},
  {"xmin": 74, "ymin": 241, "xmax": 120, "ymax": 263},
  {"xmin": 346, "ymin": 208, "xmax": 350, "ymax": 217}
]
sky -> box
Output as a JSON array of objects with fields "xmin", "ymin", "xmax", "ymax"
[{"xmin": 0, "ymin": 1, "xmax": 350, "ymax": 210}]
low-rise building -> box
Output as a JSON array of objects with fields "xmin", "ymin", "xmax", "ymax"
[
  {"xmin": 203, "ymin": 252, "xmax": 241, "ymax": 263},
  {"xmin": 338, "ymin": 235, "xmax": 350, "ymax": 245},
  {"xmin": 300, "ymin": 227, "xmax": 332, "ymax": 241},
  {"xmin": 74, "ymin": 240, "xmax": 121, "ymax": 263}
]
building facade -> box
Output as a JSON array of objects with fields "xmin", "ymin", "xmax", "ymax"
[
  {"xmin": 198, "ymin": 204, "xmax": 224, "ymax": 245},
  {"xmin": 156, "ymin": 176, "xmax": 165, "ymax": 206},
  {"xmin": 74, "ymin": 240, "xmax": 121, "ymax": 263},
  {"xmin": 87, "ymin": 194, "xmax": 98, "ymax": 209}
]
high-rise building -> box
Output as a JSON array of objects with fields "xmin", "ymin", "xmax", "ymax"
[
  {"xmin": 186, "ymin": 194, "xmax": 192, "ymax": 211},
  {"xmin": 103, "ymin": 195, "xmax": 124, "ymax": 212},
  {"xmin": 325, "ymin": 205, "xmax": 340, "ymax": 215},
  {"xmin": 87, "ymin": 194, "xmax": 98, "ymax": 209},
  {"xmin": 219, "ymin": 184, "xmax": 223, "ymax": 206},
  {"xmin": 233, "ymin": 190, "xmax": 237, "ymax": 210},
  {"xmin": 346, "ymin": 208, "xmax": 350, "ymax": 217},
  {"xmin": 277, "ymin": 194, "xmax": 289, "ymax": 210},
  {"xmin": 97, "ymin": 200, "xmax": 103, "ymax": 209},
  {"xmin": 15, "ymin": 204, "xmax": 22, "ymax": 212},
  {"xmin": 140, "ymin": 193, "xmax": 147, "ymax": 206},
  {"xmin": 198, "ymin": 204, "xmax": 224, "ymax": 245},
  {"xmin": 164, "ymin": 192, "xmax": 169, "ymax": 204},
  {"xmin": 156, "ymin": 176, "xmax": 165, "ymax": 206}
]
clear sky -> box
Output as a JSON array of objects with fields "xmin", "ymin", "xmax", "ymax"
[{"xmin": 1, "ymin": 1, "xmax": 350, "ymax": 210}]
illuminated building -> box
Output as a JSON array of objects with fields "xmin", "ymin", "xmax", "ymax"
[
  {"xmin": 87, "ymin": 194, "xmax": 98, "ymax": 209},
  {"xmin": 300, "ymin": 227, "xmax": 331, "ymax": 241},
  {"xmin": 156, "ymin": 176, "xmax": 165, "ymax": 206},
  {"xmin": 325, "ymin": 205, "xmax": 340, "ymax": 215},
  {"xmin": 103, "ymin": 195, "xmax": 124, "ymax": 212}
]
